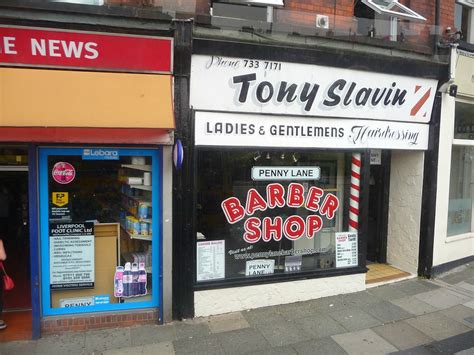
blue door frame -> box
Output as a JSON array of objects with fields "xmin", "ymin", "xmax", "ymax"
[{"xmin": 29, "ymin": 146, "xmax": 162, "ymax": 330}]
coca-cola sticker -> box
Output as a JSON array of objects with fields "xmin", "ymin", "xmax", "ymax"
[{"xmin": 52, "ymin": 162, "xmax": 76, "ymax": 185}]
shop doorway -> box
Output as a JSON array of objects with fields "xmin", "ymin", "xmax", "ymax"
[
  {"xmin": 0, "ymin": 166, "xmax": 32, "ymax": 341},
  {"xmin": 367, "ymin": 150, "xmax": 390, "ymax": 264},
  {"xmin": 366, "ymin": 151, "xmax": 410, "ymax": 284}
]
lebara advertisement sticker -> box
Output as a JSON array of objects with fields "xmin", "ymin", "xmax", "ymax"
[{"xmin": 52, "ymin": 162, "xmax": 76, "ymax": 184}]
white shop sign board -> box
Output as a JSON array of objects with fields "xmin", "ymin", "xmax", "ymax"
[
  {"xmin": 50, "ymin": 222, "xmax": 95, "ymax": 289},
  {"xmin": 190, "ymin": 55, "xmax": 438, "ymax": 123},
  {"xmin": 195, "ymin": 111, "xmax": 429, "ymax": 150},
  {"xmin": 335, "ymin": 232, "xmax": 358, "ymax": 268},
  {"xmin": 197, "ymin": 240, "xmax": 225, "ymax": 281},
  {"xmin": 252, "ymin": 166, "xmax": 321, "ymax": 181}
]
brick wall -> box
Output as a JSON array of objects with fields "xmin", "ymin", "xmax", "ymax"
[{"xmin": 41, "ymin": 309, "xmax": 159, "ymax": 334}]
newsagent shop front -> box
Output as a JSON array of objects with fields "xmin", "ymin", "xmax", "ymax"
[
  {"xmin": 188, "ymin": 53, "xmax": 438, "ymax": 316},
  {"xmin": 0, "ymin": 25, "xmax": 174, "ymax": 337}
]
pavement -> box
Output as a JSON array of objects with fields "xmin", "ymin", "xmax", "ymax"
[{"xmin": 1, "ymin": 263, "xmax": 473, "ymax": 355}]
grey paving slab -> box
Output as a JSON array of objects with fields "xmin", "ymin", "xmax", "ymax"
[
  {"xmin": 415, "ymin": 280, "xmax": 442, "ymax": 291},
  {"xmin": 256, "ymin": 319, "xmax": 313, "ymax": 347},
  {"xmin": 390, "ymin": 296, "xmax": 439, "ymax": 316},
  {"xmin": 332, "ymin": 329, "xmax": 398, "ymax": 355},
  {"xmin": 293, "ymin": 312, "xmax": 347, "ymax": 339},
  {"xmin": 328, "ymin": 306, "xmax": 382, "ymax": 332},
  {"xmin": 465, "ymin": 278, "xmax": 474, "ymax": 285},
  {"xmin": 207, "ymin": 312, "xmax": 250, "ymax": 334},
  {"xmin": 278, "ymin": 301, "xmax": 323, "ymax": 321},
  {"xmin": 249, "ymin": 345, "xmax": 297, "ymax": 355},
  {"xmin": 292, "ymin": 337, "xmax": 348, "ymax": 355},
  {"xmin": 406, "ymin": 312, "xmax": 471, "ymax": 341},
  {"xmin": 456, "ymin": 282, "xmax": 474, "ymax": 293},
  {"xmin": 455, "ymin": 348, "xmax": 474, "ymax": 355},
  {"xmin": 105, "ymin": 342, "xmax": 175, "ymax": 355},
  {"xmin": 242, "ymin": 306, "xmax": 288, "ymax": 326},
  {"xmin": 173, "ymin": 334, "xmax": 224, "ymax": 355},
  {"xmin": 466, "ymin": 316, "xmax": 474, "ymax": 324},
  {"xmin": 36, "ymin": 332, "xmax": 86, "ymax": 355},
  {"xmin": 308, "ymin": 294, "xmax": 352, "ymax": 314},
  {"xmin": 130, "ymin": 324, "xmax": 176, "ymax": 346},
  {"xmin": 362, "ymin": 300, "xmax": 414, "ymax": 323},
  {"xmin": 439, "ymin": 272, "xmax": 471, "ymax": 285},
  {"xmin": 343, "ymin": 290, "xmax": 382, "ymax": 307},
  {"xmin": 439, "ymin": 268, "xmax": 474, "ymax": 285},
  {"xmin": 216, "ymin": 328, "xmax": 271, "ymax": 354},
  {"xmin": 84, "ymin": 327, "xmax": 131, "ymax": 353},
  {"xmin": 174, "ymin": 321, "xmax": 211, "ymax": 340},
  {"xmin": 433, "ymin": 330, "xmax": 474, "ymax": 354},
  {"xmin": 372, "ymin": 321, "xmax": 433, "ymax": 350},
  {"xmin": 390, "ymin": 344, "xmax": 444, "ymax": 354},
  {"xmin": 440, "ymin": 305, "xmax": 474, "ymax": 329},
  {"xmin": 368, "ymin": 284, "xmax": 410, "ymax": 301},
  {"xmin": 0, "ymin": 340, "xmax": 37, "ymax": 355},
  {"xmin": 414, "ymin": 288, "xmax": 472, "ymax": 310},
  {"xmin": 395, "ymin": 280, "xmax": 438, "ymax": 297},
  {"xmin": 465, "ymin": 300, "xmax": 474, "ymax": 309},
  {"xmin": 141, "ymin": 342, "xmax": 175, "ymax": 355}
]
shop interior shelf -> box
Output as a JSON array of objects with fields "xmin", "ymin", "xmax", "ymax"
[
  {"xmin": 121, "ymin": 164, "xmax": 152, "ymax": 172},
  {"xmin": 120, "ymin": 225, "xmax": 152, "ymax": 241}
]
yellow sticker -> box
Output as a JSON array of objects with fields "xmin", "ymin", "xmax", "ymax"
[{"xmin": 52, "ymin": 192, "xmax": 69, "ymax": 207}]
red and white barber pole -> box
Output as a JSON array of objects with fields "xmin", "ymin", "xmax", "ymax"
[{"xmin": 349, "ymin": 153, "xmax": 361, "ymax": 232}]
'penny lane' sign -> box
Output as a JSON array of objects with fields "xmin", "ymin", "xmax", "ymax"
[{"xmin": 190, "ymin": 55, "xmax": 438, "ymax": 124}]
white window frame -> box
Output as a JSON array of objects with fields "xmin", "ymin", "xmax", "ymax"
[
  {"xmin": 456, "ymin": 1, "xmax": 474, "ymax": 43},
  {"xmin": 361, "ymin": 0, "xmax": 426, "ymax": 22}
]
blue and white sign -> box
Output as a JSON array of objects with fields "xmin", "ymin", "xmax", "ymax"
[
  {"xmin": 252, "ymin": 166, "xmax": 321, "ymax": 181},
  {"xmin": 82, "ymin": 148, "xmax": 119, "ymax": 160}
]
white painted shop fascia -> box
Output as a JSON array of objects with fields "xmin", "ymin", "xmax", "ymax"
[{"xmin": 194, "ymin": 273, "xmax": 365, "ymax": 317}]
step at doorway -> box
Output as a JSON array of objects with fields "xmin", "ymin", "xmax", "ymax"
[{"xmin": 366, "ymin": 263, "xmax": 411, "ymax": 285}]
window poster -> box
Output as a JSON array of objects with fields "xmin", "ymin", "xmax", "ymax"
[
  {"xmin": 196, "ymin": 240, "xmax": 225, "ymax": 281},
  {"xmin": 335, "ymin": 232, "xmax": 358, "ymax": 268},
  {"xmin": 50, "ymin": 222, "xmax": 95, "ymax": 289}
]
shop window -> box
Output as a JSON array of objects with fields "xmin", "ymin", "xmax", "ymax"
[
  {"xmin": 211, "ymin": 0, "xmax": 284, "ymax": 27},
  {"xmin": 196, "ymin": 149, "xmax": 360, "ymax": 284},
  {"xmin": 448, "ymin": 101, "xmax": 474, "ymax": 237},
  {"xmin": 455, "ymin": 1, "xmax": 474, "ymax": 43},
  {"xmin": 39, "ymin": 148, "xmax": 160, "ymax": 316}
]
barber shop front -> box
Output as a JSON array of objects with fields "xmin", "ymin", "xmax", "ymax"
[{"xmin": 185, "ymin": 45, "xmax": 438, "ymax": 317}]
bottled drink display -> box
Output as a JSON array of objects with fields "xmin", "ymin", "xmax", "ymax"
[
  {"xmin": 114, "ymin": 266, "xmax": 124, "ymax": 297},
  {"xmin": 122, "ymin": 262, "xmax": 132, "ymax": 298},
  {"xmin": 116, "ymin": 262, "xmax": 148, "ymax": 298}
]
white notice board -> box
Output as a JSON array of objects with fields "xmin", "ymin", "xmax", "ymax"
[
  {"xmin": 335, "ymin": 232, "xmax": 358, "ymax": 268},
  {"xmin": 196, "ymin": 240, "xmax": 225, "ymax": 281}
]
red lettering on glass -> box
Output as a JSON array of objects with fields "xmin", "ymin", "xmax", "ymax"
[{"xmin": 221, "ymin": 197, "xmax": 245, "ymax": 224}]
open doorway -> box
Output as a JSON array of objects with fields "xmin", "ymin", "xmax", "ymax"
[
  {"xmin": 366, "ymin": 150, "xmax": 409, "ymax": 284},
  {"xmin": 0, "ymin": 146, "xmax": 32, "ymax": 341}
]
